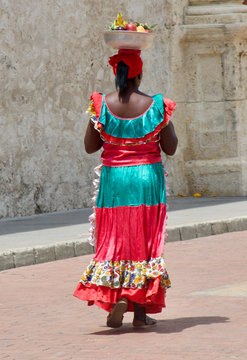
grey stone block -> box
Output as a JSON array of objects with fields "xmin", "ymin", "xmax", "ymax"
[
  {"xmin": 0, "ymin": 251, "xmax": 15, "ymax": 271},
  {"xmin": 211, "ymin": 221, "xmax": 228, "ymax": 235},
  {"xmin": 34, "ymin": 245, "xmax": 56, "ymax": 264},
  {"xmin": 196, "ymin": 222, "xmax": 212, "ymax": 238},
  {"xmin": 239, "ymin": 217, "xmax": 247, "ymax": 231},
  {"xmin": 166, "ymin": 227, "xmax": 181, "ymax": 242},
  {"xmin": 13, "ymin": 248, "xmax": 35, "ymax": 268},
  {"xmin": 227, "ymin": 217, "xmax": 247, "ymax": 233},
  {"xmin": 180, "ymin": 225, "xmax": 197, "ymax": 241},
  {"xmin": 55, "ymin": 242, "xmax": 75, "ymax": 260},
  {"xmin": 74, "ymin": 240, "xmax": 94, "ymax": 256}
]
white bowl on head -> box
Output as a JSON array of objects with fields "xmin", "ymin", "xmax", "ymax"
[{"xmin": 103, "ymin": 31, "xmax": 156, "ymax": 51}]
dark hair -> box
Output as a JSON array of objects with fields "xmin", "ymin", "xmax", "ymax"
[{"xmin": 115, "ymin": 61, "xmax": 129, "ymax": 93}]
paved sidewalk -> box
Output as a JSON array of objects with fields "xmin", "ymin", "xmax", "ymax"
[
  {"xmin": 0, "ymin": 197, "xmax": 247, "ymax": 270},
  {"xmin": 0, "ymin": 231, "xmax": 246, "ymax": 360}
]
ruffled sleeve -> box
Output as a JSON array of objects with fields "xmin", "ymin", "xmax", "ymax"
[
  {"xmin": 90, "ymin": 92, "xmax": 103, "ymax": 120},
  {"xmin": 86, "ymin": 100, "xmax": 96, "ymax": 121},
  {"xmin": 86, "ymin": 91, "xmax": 103, "ymax": 122},
  {"xmin": 163, "ymin": 97, "xmax": 176, "ymax": 126}
]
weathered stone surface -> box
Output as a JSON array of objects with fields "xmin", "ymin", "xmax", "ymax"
[
  {"xmin": 196, "ymin": 222, "xmax": 212, "ymax": 238},
  {"xmin": 13, "ymin": 248, "xmax": 35, "ymax": 268},
  {"xmin": 180, "ymin": 225, "xmax": 197, "ymax": 240},
  {"xmin": 74, "ymin": 240, "xmax": 94, "ymax": 257},
  {"xmin": 34, "ymin": 245, "xmax": 56, "ymax": 264},
  {"xmin": 176, "ymin": 1, "xmax": 247, "ymax": 197},
  {"xmin": 0, "ymin": 0, "xmax": 179, "ymax": 218},
  {"xmin": 55, "ymin": 242, "xmax": 75, "ymax": 260},
  {"xmin": 211, "ymin": 221, "xmax": 228, "ymax": 235},
  {"xmin": 185, "ymin": 3, "xmax": 247, "ymax": 25},
  {"xmin": 185, "ymin": 158, "xmax": 242, "ymax": 196},
  {"xmin": 226, "ymin": 217, "xmax": 247, "ymax": 233},
  {"xmin": 166, "ymin": 227, "xmax": 181, "ymax": 242},
  {"xmin": 0, "ymin": 251, "xmax": 15, "ymax": 271},
  {"xmin": 189, "ymin": 0, "xmax": 242, "ymax": 4}
]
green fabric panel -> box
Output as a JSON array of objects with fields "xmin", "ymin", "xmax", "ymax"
[
  {"xmin": 96, "ymin": 162, "xmax": 166, "ymax": 208},
  {"xmin": 99, "ymin": 94, "xmax": 164, "ymax": 139}
]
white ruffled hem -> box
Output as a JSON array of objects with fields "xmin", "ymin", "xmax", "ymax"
[{"xmin": 88, "ymin": 164, "xmax": 102, "ymax": 247}]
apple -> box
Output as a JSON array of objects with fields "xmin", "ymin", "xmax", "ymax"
[
  {"xmin": 145, "ymin": 29, "xmax": 151, "ymax": 33},
  {"xmin": 126, "ymin": 23, "xmax": 137, "ymax": 31}
]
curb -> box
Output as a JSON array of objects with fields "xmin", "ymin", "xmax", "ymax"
[
  {"xmin": 1, "ymin": 216, "xmax": 247, "ymax": 271},
  {"xmin": 166, "ymin": 216, "xmax": 247, "ymax": 241},
  {"xmin": 0, "ymin": 240, "xmax": 94, "ymax": 272}
]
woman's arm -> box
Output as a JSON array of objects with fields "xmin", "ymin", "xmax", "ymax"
[
  {"xmin": 84, "ymin": 120, "xmax": 103, "ymax": 154},
  {"xmin": 159, "ymin": 121, "xmax": 178, "ymax": 156}
]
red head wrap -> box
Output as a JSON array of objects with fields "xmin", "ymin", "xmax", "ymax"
[{"xmin": 108, "ymin": 49, "xmax": 143, "ymax": 79}]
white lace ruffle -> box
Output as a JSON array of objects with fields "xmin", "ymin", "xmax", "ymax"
[
  {"xmin": 88, "ymin": 164, "xmax": 102, "ymax": 247},
  {"xmin": 163, "ymin": 165, "xmax": 169, "ymax": 241}
]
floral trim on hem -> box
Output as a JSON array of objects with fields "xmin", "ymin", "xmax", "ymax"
[{"xmin": 80, "ymin": 256, "xmax": 171, "ymax": 290}]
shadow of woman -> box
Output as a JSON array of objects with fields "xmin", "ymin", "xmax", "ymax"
[{"xmin": 89, "ymin": 316, "xmax": 230, "ymax": 335}]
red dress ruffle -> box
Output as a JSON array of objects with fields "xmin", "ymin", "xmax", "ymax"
[{"xmin": 74, "ymin": 277, "xmax": 165, "ymax": 313}]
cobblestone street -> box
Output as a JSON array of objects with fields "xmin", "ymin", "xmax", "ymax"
[{"xmin": 1, "ymin": 231, "xmax": 247, "ymax": 360}]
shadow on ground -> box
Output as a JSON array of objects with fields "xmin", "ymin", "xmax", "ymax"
[{"xmin": 90, "ymin": 316, "xmax": 230, "ymax": 335}]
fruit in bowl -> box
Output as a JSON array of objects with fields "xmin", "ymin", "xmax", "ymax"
[
  {"xmin": 126, "ymin": 23, "xmax": 137, "ymax": 31},
  {"xmin": 137, "ymin": 25, "xmax": 145, "ymax": 32},
  {"xmin": 104, "ymin": 13, "xmax": 157, "ymax": 50},
  {"xmin": 135, "ymin": 22, "xmax": 157, "ymax": 33},
  {"xmin": 107, "ymin": 13, "xmax": 127, "ymax": 30},
  {"xmin": 106, "ymin": 13, "xmax": 157, "ymax": 33}
]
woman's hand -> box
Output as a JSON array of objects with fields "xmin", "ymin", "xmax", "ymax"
[
  {"xmin": 159, "ymin": 121, "xmax": 178, "ymax": 156},
  {"xmin": 84, "ymin": 120, "xmax": 103, "ymax": 154}
]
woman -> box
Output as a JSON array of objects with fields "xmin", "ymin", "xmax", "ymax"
[{"xmin": 74, "ymin": 49, "xmax": 178, "ymax": 328}]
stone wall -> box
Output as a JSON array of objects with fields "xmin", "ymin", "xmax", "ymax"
[
  {"xmin": 0, "ymin": 1, "xmax": 185, "ymax": 218},
  {"xmin": 0, "ymin": 0, "xmax": 246, "ymax": 218}
]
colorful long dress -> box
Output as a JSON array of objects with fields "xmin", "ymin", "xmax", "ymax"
[{"xmin": 73, "ymin": 91, "xmax": 176, "ymax": 314}]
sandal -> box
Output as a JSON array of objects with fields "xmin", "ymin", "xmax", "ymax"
[
  {"xmin": 132, "ymin": 315, "xmax": 157, "ymax": 328},
  {"xmin": 106, "ymin": 298, "xmax": 128, "ymax": 328}
]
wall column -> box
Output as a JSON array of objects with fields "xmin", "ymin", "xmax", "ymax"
[{"xmin": 177, "ymin": 0, "xmax": 247, "ymax": 195}]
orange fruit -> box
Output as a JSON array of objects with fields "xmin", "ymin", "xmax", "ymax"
[{"xmin": 136, "ymin": 25, "xmax": 145, "ymax": 32}]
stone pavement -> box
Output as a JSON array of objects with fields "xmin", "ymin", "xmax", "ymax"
[
  {"xmin": 0, "ymin": 231, "xmax": 247, "ymax": 360},
  {"xmin": 0, "ymin": 197, "xmax": 247, "ymax": 270}
]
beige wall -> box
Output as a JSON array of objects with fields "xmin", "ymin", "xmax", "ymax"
[
  {"xmin": 0, "ymin": 0, "xmax": 246, "ymax": 218},
  {"xmin": 178, "ymin": 0, "xmax": 247, "ymax": 196}
]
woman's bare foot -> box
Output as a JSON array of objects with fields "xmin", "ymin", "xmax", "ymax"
[{"xmin": 106, "ymin": 297, "xmax": 128, "ymax": 328}]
